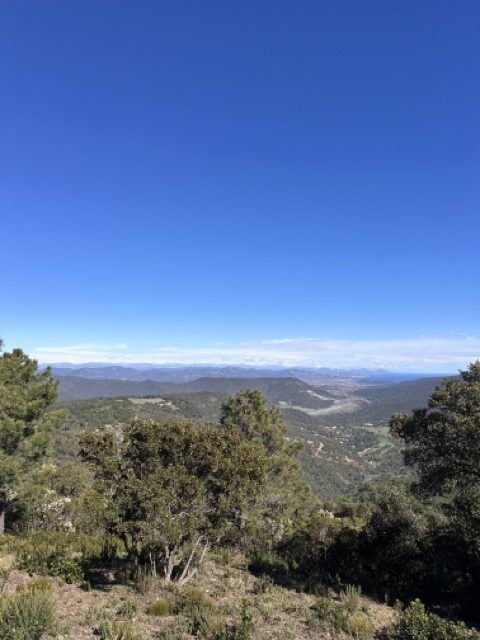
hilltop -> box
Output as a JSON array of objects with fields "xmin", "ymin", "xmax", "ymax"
[
  {"xmin": 54, "ymin": 375, "xmax": 338, "ymax": 409},
  {"xmin": 52, "ymin": 373, "xmax": 444, "ymax": 496}
]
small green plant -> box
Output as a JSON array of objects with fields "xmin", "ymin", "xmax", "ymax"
[
  {"xmin": 340, "ymin": 583, "xmax": 362, "ymax": 613},
  {"xmin": 253, "ymin": 574, "xmax": 274, "ymax": 595},
  {"xmin": 229, "ymin": 598, "xmax": 256, "ymax": 640},
  {"xmin": 0, "ymin": 566, "xmax": 11, "ymax": 594},
  {"xmin": 174, "ymin": 586, "xmax": 212, "ymax": 617},
  {"xmin": 23, "ymin": 576, "xmax": 53, "ymax": 592},
  {"xmin": 146, "ymin": 597, "xmax": 173, "ymax": 616},
  {"xmin": 134, "ymin": 565, "xmax": 156, "ymax": 594},
  {"xmin": 311, "ymin": 594, "xmax": 336, "ymax": 623},
  {"xmin": 311, "ymin": 592, "xmax": 373, "ymax": 639},
  {"xmin": 97, "ymin": 620, "xmax": 144, "ymax": 640},
  {"xmin": 347, "ymin": 612, "xmax": 375, "ymax": 639},
  {"xmin": 217, "ymin": 547, "xmax": 234, "ymax": 567},
  {"xmin": 174, "ymin": 586, "xmax": 221, "ymax": 637},
  {"xmin": 0, "ymin": 587, "xmax": 56, "ymax": 640},
  {"xmin": 156, "ymin": 617, "xmax": 191, "ymax": 640},
  {"xmin": 117, "ymin": 599, "xmax": 139, "ymax": 620},
  {"xmin": 83, "ymin": 602, "xmax": 117, "ymax": 626}
]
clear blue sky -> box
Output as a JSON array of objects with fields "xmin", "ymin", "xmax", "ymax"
[{"xmin": 1, "ymin": 1, "xmax": 479, "ymax": 372}]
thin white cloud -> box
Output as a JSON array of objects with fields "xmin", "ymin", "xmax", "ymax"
[
  {"xmin": 31, "ymin": 334, "xmax": 480, "ymax": 372},
  {"xmin": 37, "ymin": 343, "xmax": 128, "ymax": 353},
  {"xmin": 32, "ymin": 343, "xmax": 128, "ymax": 362}
]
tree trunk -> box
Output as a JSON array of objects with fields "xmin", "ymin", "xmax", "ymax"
[
  {"xmin": 178, "ymin": 538, "xmax": 210, "ymax": 585},
  {"xmin": 178, "ymin": 536, "xmax": 203, "ymax": 584},
  {"xmin": 164, "ymin": 546, "xmax": 176, "ymax": 582}
]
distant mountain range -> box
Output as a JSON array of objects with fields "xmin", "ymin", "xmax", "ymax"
[
  {"xmin": 54, "ymin": 366, "xmax": 447, "ymax": 418},
  {"xmin": 45, "ymin": 364, "xmax": 441, "ymax": 385}
]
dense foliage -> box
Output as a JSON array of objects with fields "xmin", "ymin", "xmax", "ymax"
[
  {"xmin": 389, "ymin": 361, "xmax": 480, "ymax": 611},
  {"xmin": 80, "ymin": 418, "xmax": 268, "ymax": 582},
  {"xmin": 53, "ymin": 393, "xmax": 407, "ymax": 497},
  {"xmin": 390, "ymin": 361, "xmax": 480, "ymax": 492},
  {"xmin": 0, "ymin": 341, "xmax": 65, "ymax": 533}
]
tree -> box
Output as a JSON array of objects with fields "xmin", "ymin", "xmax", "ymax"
[
  {"xmin": 390, "ymin": 361, "xmax": 480, "ymax": 603},
  {"xmin": 0, "ymin": 341, "xmax": 63, "ymax": 533},
  {"xmin": 220, "ymin": 390, "xmax": 316, "ymax": 546},
  {"xmin": 390, "ymin": 361, "xmax": 480, "ymax": 493},
  {"xmin": 80, "ymin": 418, "xmax": 267, "ymax": 583},
  {"xmin": 220, "ymin": 389, "xmax": 289, "ymax": 456}
]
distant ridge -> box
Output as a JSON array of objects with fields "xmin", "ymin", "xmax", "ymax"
[
  {"xmin": 46, "ymin": 364, "xmax": 441, "ymax": 385},
  {"xmin": 55, "ymin": 375, "xmax": 336, "ymax": 409}
]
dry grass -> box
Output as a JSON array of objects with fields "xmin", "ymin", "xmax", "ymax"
[{"xmin": 0, "ymin": 553, "xmax": 394, "ymax": 639}]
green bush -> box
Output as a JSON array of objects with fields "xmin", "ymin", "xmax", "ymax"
[
  {"xmin": 100, "ymin": 534, "xmax": 124, "ymax": 560},
  {"xmin": 97, "ymin": 620, "xmax": 143, "ymax": 640},
  {"xmin": 314, "ymin": 595, "xmax": 349, "ymax": 633},
  {"xmin": 253, "ymin": 574, "xmax": 274, "ymax": 595},
  {"xmin": 17, "ymin": 546, "xmax": 84, "ymax": 583},
  {"xmin": 11, "ymin": 532, "xmax": 93, "ymax": 583},
  {"xmin": 156, "ymin": 617, "xmax": 192, "ymax": 640},
  {"xmin": 133, "ymin": 565, "xmax": 156, "ymax": 594},
  {"xmin": 312, "ymin": 593, "xmax": 374, "ymax": 639},
  {"xmin": 229, "ymin": 599, "xmax": 256, "ymax": 640},
  {"xmin": 312, "ymin": 594, "xmax": 337, "ymax": 623},
  {"xmin": 117, "ymin": 599, "xmax": 139, "ymax": 620},
  {"xmin": 145, "ymin": 597, "xmax": 173, "ymax": 616},
  {"xmin": 23, "ymin": 576, "xmax": 53, "ymax": 592},
  {"xmin": 247, "ymin": 549, "xmax": 289, "ymax": 579},
  {"xmin": 174, "ymin": 586, "xmax": 212, "ymax": 617},
  {"xmin": 303, "ymin": 576, "xmax": 329, "ymax": 596},
  {"xmin": 340, "ymin": 583, "xmax": 362, "ymax": 613},
  {"xmin": 388, "ymin": 599, "xmax": 480, "ymax": 640},
  {"xmin": 347, "ymin": 612, "xmax": 375, "ymax": 640},
  {"xmin": 174, "ymin": 586, "xmax": 221, "ymax": 637},
  {"xmin": 0, "ymin": 587, "xmax": 56, "ymax": 640},
  {"xmin": 216, "ymin": 547, "xmax": 234, "ymax": 567}
]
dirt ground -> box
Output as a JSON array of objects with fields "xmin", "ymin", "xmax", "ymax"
[{"xmin": 1, "ymin": 554, "xmax": 394, "ymax": 639}]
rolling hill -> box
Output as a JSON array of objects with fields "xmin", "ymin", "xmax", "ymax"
[
  {"xmin": 55, "ymin": 375, "xmax": 337, "ymax": 409},
  {"xmin": 53, "ymin": 373, "xmax": 454, "ymax": 497}
]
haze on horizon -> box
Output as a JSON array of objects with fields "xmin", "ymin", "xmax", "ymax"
[
  {"xmin": 27, "ymin": 333, "xmax": 479, "ymax": 374},
  {"xmin": 1, "ymin": 2, "xmax": 479, "ymax": 374}
]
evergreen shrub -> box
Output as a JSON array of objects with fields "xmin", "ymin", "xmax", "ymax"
[
  {"xmin": 145, "ymin": 597, "xmax": 173, "ymax": 616},
  {"xmin": 0, "ymin": 585, "xmax": 55, "ymax": 640},
  {"xmin": 247, "ymin": 548, "xmax": 289, "ymax": 579},
  {"xmin": 388, "ymin": 599, "xmax": 480, "ymax": 640},
  {"xmin": 97, "ymin": 620, "xmax": 143, "ymax": 640},
  {"xmin": 311, "ymin": 593, "xmax": 374, "ymax": 639},
  {"xmin": 174, "ymin": 586, "xmax": 221, "ymax": 637}
]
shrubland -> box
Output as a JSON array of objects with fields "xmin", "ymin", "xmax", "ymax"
[{"xmin": 1, "ymin": 338, "xmax": 479, "ymax": 638}]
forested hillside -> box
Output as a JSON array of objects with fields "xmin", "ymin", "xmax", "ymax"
[
  {"xmin": 55, "ymin": 375, "xmax": 337, "ymax": 407},
  {"xmin": 53, "ymin": 373, "xmax": 442, "ymax": 496},
  {"xmin": 1, "ymin": 342, "xmax": 480, "ymax": 639}
]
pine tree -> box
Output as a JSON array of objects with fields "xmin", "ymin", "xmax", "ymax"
[
  {"xmin": 220, "ymin": 390, "xmax": 316, "ymax": 545},
  {"xmin": 0, "ymin": 340, "xmax": 63, "ymax": 533}
]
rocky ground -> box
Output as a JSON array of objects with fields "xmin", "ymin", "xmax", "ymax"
[{"xmin": 0, "ymin": 551, "xmax": 394, "ymax": 639}]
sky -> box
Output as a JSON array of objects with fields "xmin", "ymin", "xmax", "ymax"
[{"xmin": 1, "ymin": 1, "xmax": 479, "ymax": 373}]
